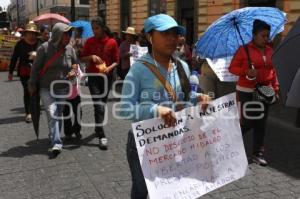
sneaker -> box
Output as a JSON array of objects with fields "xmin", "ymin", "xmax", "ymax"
[
  {"xmin": 49, "ymin": 145, "xmax": 62, "ymax": 155},
  {"xmin": 25, "ymin": 114, "xmax": 32, "ymax": 123},
  {"xmin": 99, "ymin": 138, "xmax": 108, "ymax": 150},
  {"xmin": 252, "ymin": 152, "xmax": 268, "ymax": 166},
  {"xmin": 74, "ymin": 132, "xmax": 82, "ymax": 140}
]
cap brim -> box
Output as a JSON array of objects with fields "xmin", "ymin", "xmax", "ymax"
[
  {"xmin": 64, "ymin": 26, "xmax": 74, "ymax": 32},
  {"xmin": 155, "ymin": 25, "xmax": 186, "ymax": 35}
]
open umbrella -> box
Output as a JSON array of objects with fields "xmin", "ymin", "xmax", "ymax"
[
  {"xmin": 70, "ymin": 20, "xmax": 94, "ymax": 38},
  {"xmin": 272, "ymin": 17, "xmax": 300, "ymax": 108},
  {"xmin": 33, "ymin": 13, "xmax": 70, "ymax": 25},
  {"xmin": 30, "ymin": 92, "xmax": 40, "ymax": 140},
  {"xmin": 195, "ymin": 7, "xmax": 286, "ymax": 59}
]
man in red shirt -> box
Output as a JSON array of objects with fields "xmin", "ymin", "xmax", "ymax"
[{"xmin": 81, "ymin": 17, "xmax": 119, "ymax": 150}]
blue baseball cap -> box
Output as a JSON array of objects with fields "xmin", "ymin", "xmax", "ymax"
[{"xmin": 144, "ymin": 14, "xmax": 186, "ymax": 35}]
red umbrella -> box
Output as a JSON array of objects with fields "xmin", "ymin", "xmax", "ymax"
[{"xmin": 33, "ymin": 13, "xmax": 70, "ymax": 25}]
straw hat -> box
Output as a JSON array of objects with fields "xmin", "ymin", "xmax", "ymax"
[
  {"xmin": 122, "ymin": 27, "xmax": 137, "ymax": 35},
  {"xmin": 23, "ymin": 21, "xmax": 39, "ymax": 33}
]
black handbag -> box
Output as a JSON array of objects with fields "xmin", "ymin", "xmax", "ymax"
[{"xmin": 253, "ymin": 84, "xmax": 276, "ymax": 104}]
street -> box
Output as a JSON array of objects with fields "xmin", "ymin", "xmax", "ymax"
[{"xmin": 0, "ymin": 72, "xmax": 299, "ymax": 199}]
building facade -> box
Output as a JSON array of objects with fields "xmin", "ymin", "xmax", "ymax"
[
  {"xmin": 89, "ymin": 0, "xmax": 300, "ymax": 46},
  {"xmin": 8, "ymin": 0, "xmax": 27, "ymax": 28},
  {"xmin": 8, "ymin": 0, "xmax": 90, "ymax": 28}
]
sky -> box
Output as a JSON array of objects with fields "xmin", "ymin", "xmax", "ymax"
[{"xmin": 0, "ymin": 0, "xmax": 11, "ymax": 10}]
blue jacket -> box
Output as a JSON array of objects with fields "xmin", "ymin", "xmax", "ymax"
[{"xmin": 119, "ymin": 53, "xmax": 198, "ymax": 122}]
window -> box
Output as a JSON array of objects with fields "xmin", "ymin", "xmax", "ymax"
[
  {"xmin": 149, "ymin": 0, "xmax": 167, "ymax": 16},
  {"xmin": 98, "ymin": 0, "xmax": 106, "ymax": 23},
  {"xmin": 80, "ymin": 0, "xmax": 89, "ymax": 5},
  {"xmin": 247, "ymin": 0, "xmax": 276, "ymax": 7},
  {"xmin": 121, "ymin": 0, "xmax": 130, "ymax": 31},
  {"xmin": 176, "ymin": 0, "xmax": 195, "ymax": 46}
]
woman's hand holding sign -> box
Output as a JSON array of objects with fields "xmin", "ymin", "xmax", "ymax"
[
  {"xmin": 199, "ymin": 93, "xmax": 211, "ymax": 112},
  {"xmin": 157, "ymin": 106, "xmax": 177, "ymax": 127}
]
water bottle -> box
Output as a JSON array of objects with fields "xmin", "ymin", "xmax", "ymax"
[{"xmin": 189, "ymin": 70, "xmax": 200, "ymax": 93}]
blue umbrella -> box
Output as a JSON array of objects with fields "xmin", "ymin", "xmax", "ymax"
[
  {"xmin": 195, "ymin": 7, "xmax": 287, "ymax": 59},
  {"xmin": 70, "ymin": 20, "xmax": 94, "ymax": 38}
]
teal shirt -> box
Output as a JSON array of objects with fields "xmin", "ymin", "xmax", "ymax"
[{"xmin": 118, "ymin": 53, "xmax": 198, "ymax": 122}]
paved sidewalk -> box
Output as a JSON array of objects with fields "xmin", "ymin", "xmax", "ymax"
[{"xmin": 0, "ymin": 72, "xmax": 299, "ymax": 199}]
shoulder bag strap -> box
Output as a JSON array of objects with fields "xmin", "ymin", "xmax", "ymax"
[
  {"xmin": 38, "ymin": 48, "xmax": 65, "ymax": 79},
  {"xmin": 142, "ymin": 62, "xmax": 177, "ymax": 102},
  {"xmin": 173, "ymin": 58, "xmax": 191, "ymax": 101}
]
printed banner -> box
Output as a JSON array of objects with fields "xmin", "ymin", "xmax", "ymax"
[
  {"xmin": 0, "ymin": 34, "xmax": 19, "ymax": 71},
  {"xmin": 132, "ymin": 93, "xmax": 248, "ymax": 199}
]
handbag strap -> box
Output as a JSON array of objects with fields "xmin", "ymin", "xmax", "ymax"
[
  {"xmin": 142, "ymin": 62, "xmax": 177, "ymax": 102},
  {"xmin": 174, "ymin": 57, "xmax": 191, "ymax": 101},
  {"xmin": 38, "ymin": 48, "xmax": 65, "ymax": 79}
]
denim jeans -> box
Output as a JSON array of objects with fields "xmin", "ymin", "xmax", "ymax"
[
  {"xmin": 87, "ymin": 74, "xmax": 113, "ymax": 137},
  {"xmin": 40, "ymin": 88, "xmax": 67, "ymax": 149},
  {"xmin": 126, "ymin": 130, "xmax": 148, "ymax": 199}
]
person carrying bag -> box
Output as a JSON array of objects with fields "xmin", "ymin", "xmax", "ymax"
[
  {"xmin": 29, "ymin": 23, "xmax": 78, "ymax": 158},
  {"xmin": 229, "ymin": 19, "xmax": 279, "ymax": 166}
]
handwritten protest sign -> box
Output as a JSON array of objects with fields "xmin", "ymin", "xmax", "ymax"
[
  {"xmin": 0, "ymin": 34, "xmax": 19, "ymax": 71},
  {"xmin": 130, "ymin": 44, "xmax": 148, "ymax": 65},
  {"xmin": 132, "ymin": 93, "xmax": 248, "ymax": 199},
  {"xmin": 206, "ymin": 57, "xmax": 238, "ymax": 82}
]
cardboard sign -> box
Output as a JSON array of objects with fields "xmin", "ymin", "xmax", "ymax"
[
  {"xmin": 132, "ymin": 93, "xmax": 248, "ymax": 199},
  {"xmin": 206, "ymin": 57, "xmax": 238, "ymax": 82}
]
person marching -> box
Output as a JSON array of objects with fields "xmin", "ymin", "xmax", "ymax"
[
  {"xmin": 80, "ymin": 17, "xmax": 119, "ymax": 150},
  {"xmin": 118, "ymin": 27, "xmax": 138, "ymax": 80},
  {"xmin": 229, "ymin": 19, "xmax": 279, "ymax": 166},
  {"xmin": 29, "ymin": 23, "xmax": 78, "ymax": 157},
  {"xmin": 119, "ymin": 14, "xmax": 209, "ymax": 199},
  {"xmin": 8, "ymin": 21, "xmax": 40, "ymax": 123}
]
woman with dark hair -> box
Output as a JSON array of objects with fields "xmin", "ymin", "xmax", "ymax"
[
  {"xmin": 8, "ymin": 21, "xmax": 40, "ymax": 123},
  {"xmin": 81, "ymin": 17, "xmax": 119, "ymax": 150},
  {"xmin": 119, "ymin": 14, "xmax": 209, "ymax": 199},
  {"xmin": 229, "ymin": 19, "xmax": 279, "ymax": 166}
]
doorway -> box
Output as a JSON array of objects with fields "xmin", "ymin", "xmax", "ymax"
[{"xmin": 176, "ymin": 0, "xmax": 196, "ymax": 46}]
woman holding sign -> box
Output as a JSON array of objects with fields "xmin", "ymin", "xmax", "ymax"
[{"xmin": 119, "ymin": 14, "xmax": 209, "ymax": 199}]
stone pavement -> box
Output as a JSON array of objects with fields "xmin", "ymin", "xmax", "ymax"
[{"xmin": 0, "ymin": 72, "xmax": 299, "ymax": 199}]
